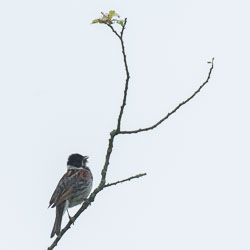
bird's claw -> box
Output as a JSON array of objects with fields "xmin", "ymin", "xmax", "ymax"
[{"xmin": 67, "ymin": 209, "xmax": 75, "ymax": 225}]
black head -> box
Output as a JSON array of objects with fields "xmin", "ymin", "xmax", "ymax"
[{"xmin": 67, "ymin": 153, "xmax": 88, "ymax": 168}]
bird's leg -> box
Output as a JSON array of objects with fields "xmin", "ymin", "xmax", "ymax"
[{"xmin": 67, "ymin": 209, "xmax": 74, "ymax": 225}]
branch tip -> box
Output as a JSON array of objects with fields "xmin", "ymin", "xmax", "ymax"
[{"xmin": 104, "ymin": 173, "xmax": 147, "ymax": 188}]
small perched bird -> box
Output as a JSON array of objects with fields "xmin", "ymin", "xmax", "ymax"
[{"xmin": 49, "ymin": 154, "xmax": 93, "ymax": 238}]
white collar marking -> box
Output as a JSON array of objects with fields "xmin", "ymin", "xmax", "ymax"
[{"xmin": 67, "ymin": 165, "xmax": 83, "ymax": 170}]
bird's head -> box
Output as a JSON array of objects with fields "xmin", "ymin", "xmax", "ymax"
[{"xmin": 67, "ymin": 153, "xmax": 88, "ymax": 169}]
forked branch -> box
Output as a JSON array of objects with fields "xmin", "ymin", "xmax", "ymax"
[
  {"xmin": 47, "ymin": 11, "xmax": 214, "ymax": 250},
  {"xmin": 48, "ymin": 17, "xmax": 144, "ymax": 250},
  {"xmin": 119, "ymin": 58, "xmax": 214, "ymax": 134}
]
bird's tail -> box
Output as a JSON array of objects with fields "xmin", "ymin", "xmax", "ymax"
[{"xmin": 50, "ymin": 203, "xmax": 64, "ymax": 238}]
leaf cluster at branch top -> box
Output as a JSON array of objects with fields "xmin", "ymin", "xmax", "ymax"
[{"xmin": 92, "ymin": 10, "xmax": 125, "ymax": 26}]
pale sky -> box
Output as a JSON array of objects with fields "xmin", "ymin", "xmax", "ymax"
[{"xmin": 1, "ymin": 0, "xmax": 250, "ymax": 250}]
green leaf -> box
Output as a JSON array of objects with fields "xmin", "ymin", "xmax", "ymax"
[
  {"xmin": 91, "ymin": 19, "xmax": 100, "ymax": 24},
  {"xmin": 108, "ymin": 10, "xmax": 120, "ymax": 19},
  {"xmin": 108, "ymin": 10, "xmax": 115, "ymax": 19},
  {"xmin": 117, "ymin": 20, "xmax": 124, "ymax": 26}
]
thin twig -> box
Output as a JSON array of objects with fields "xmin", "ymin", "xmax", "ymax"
[
  {"xmin": 104, "ymin": 173, "xmax": 147, "ymax": 188},
  {"xmin": 107, "ymin": 23, "xmax": 120, "ymax": 38},
  {"xmin": 119, "ymin": 59, "xmax": 214, "ymax": 134},
  {"xmin": 107, "ymin": 19, "xmax": 129, "ymax": 132}
]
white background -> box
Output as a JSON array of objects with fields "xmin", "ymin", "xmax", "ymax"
[{"xmin": 1, "ymin": 0, "xmax": 250, "ymax": 249}]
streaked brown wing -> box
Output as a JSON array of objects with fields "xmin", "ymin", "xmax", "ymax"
[
  {"xmin": 49, "ymin": 170, "xmax": 78, "ymax": 208},
  {"xmin": 53, "ymin": 186, "xmax": 73, "ymax": 207}
]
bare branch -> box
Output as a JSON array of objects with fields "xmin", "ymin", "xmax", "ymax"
[
  {"xmin": 120, "ymin": 19, "xmax": 127, "ymax": 38},
  {"xmin": 104, "ymin": 173, "xmax": 147, "ymax": 188},
  {"xmin": 107, "ymin": 23, "xmax": 120, "ymax": 38},
  {"xmin": 119, "ymin": 59, "xmax": 214, "ymax": 135},
  {"xmin": 107, "ymin": 18, "xmax": 130, "ymax": 132}
]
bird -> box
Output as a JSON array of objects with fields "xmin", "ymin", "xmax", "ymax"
[{"xmin": 49, "ymin": 153, "xmax": 93, "ymax": 238}]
